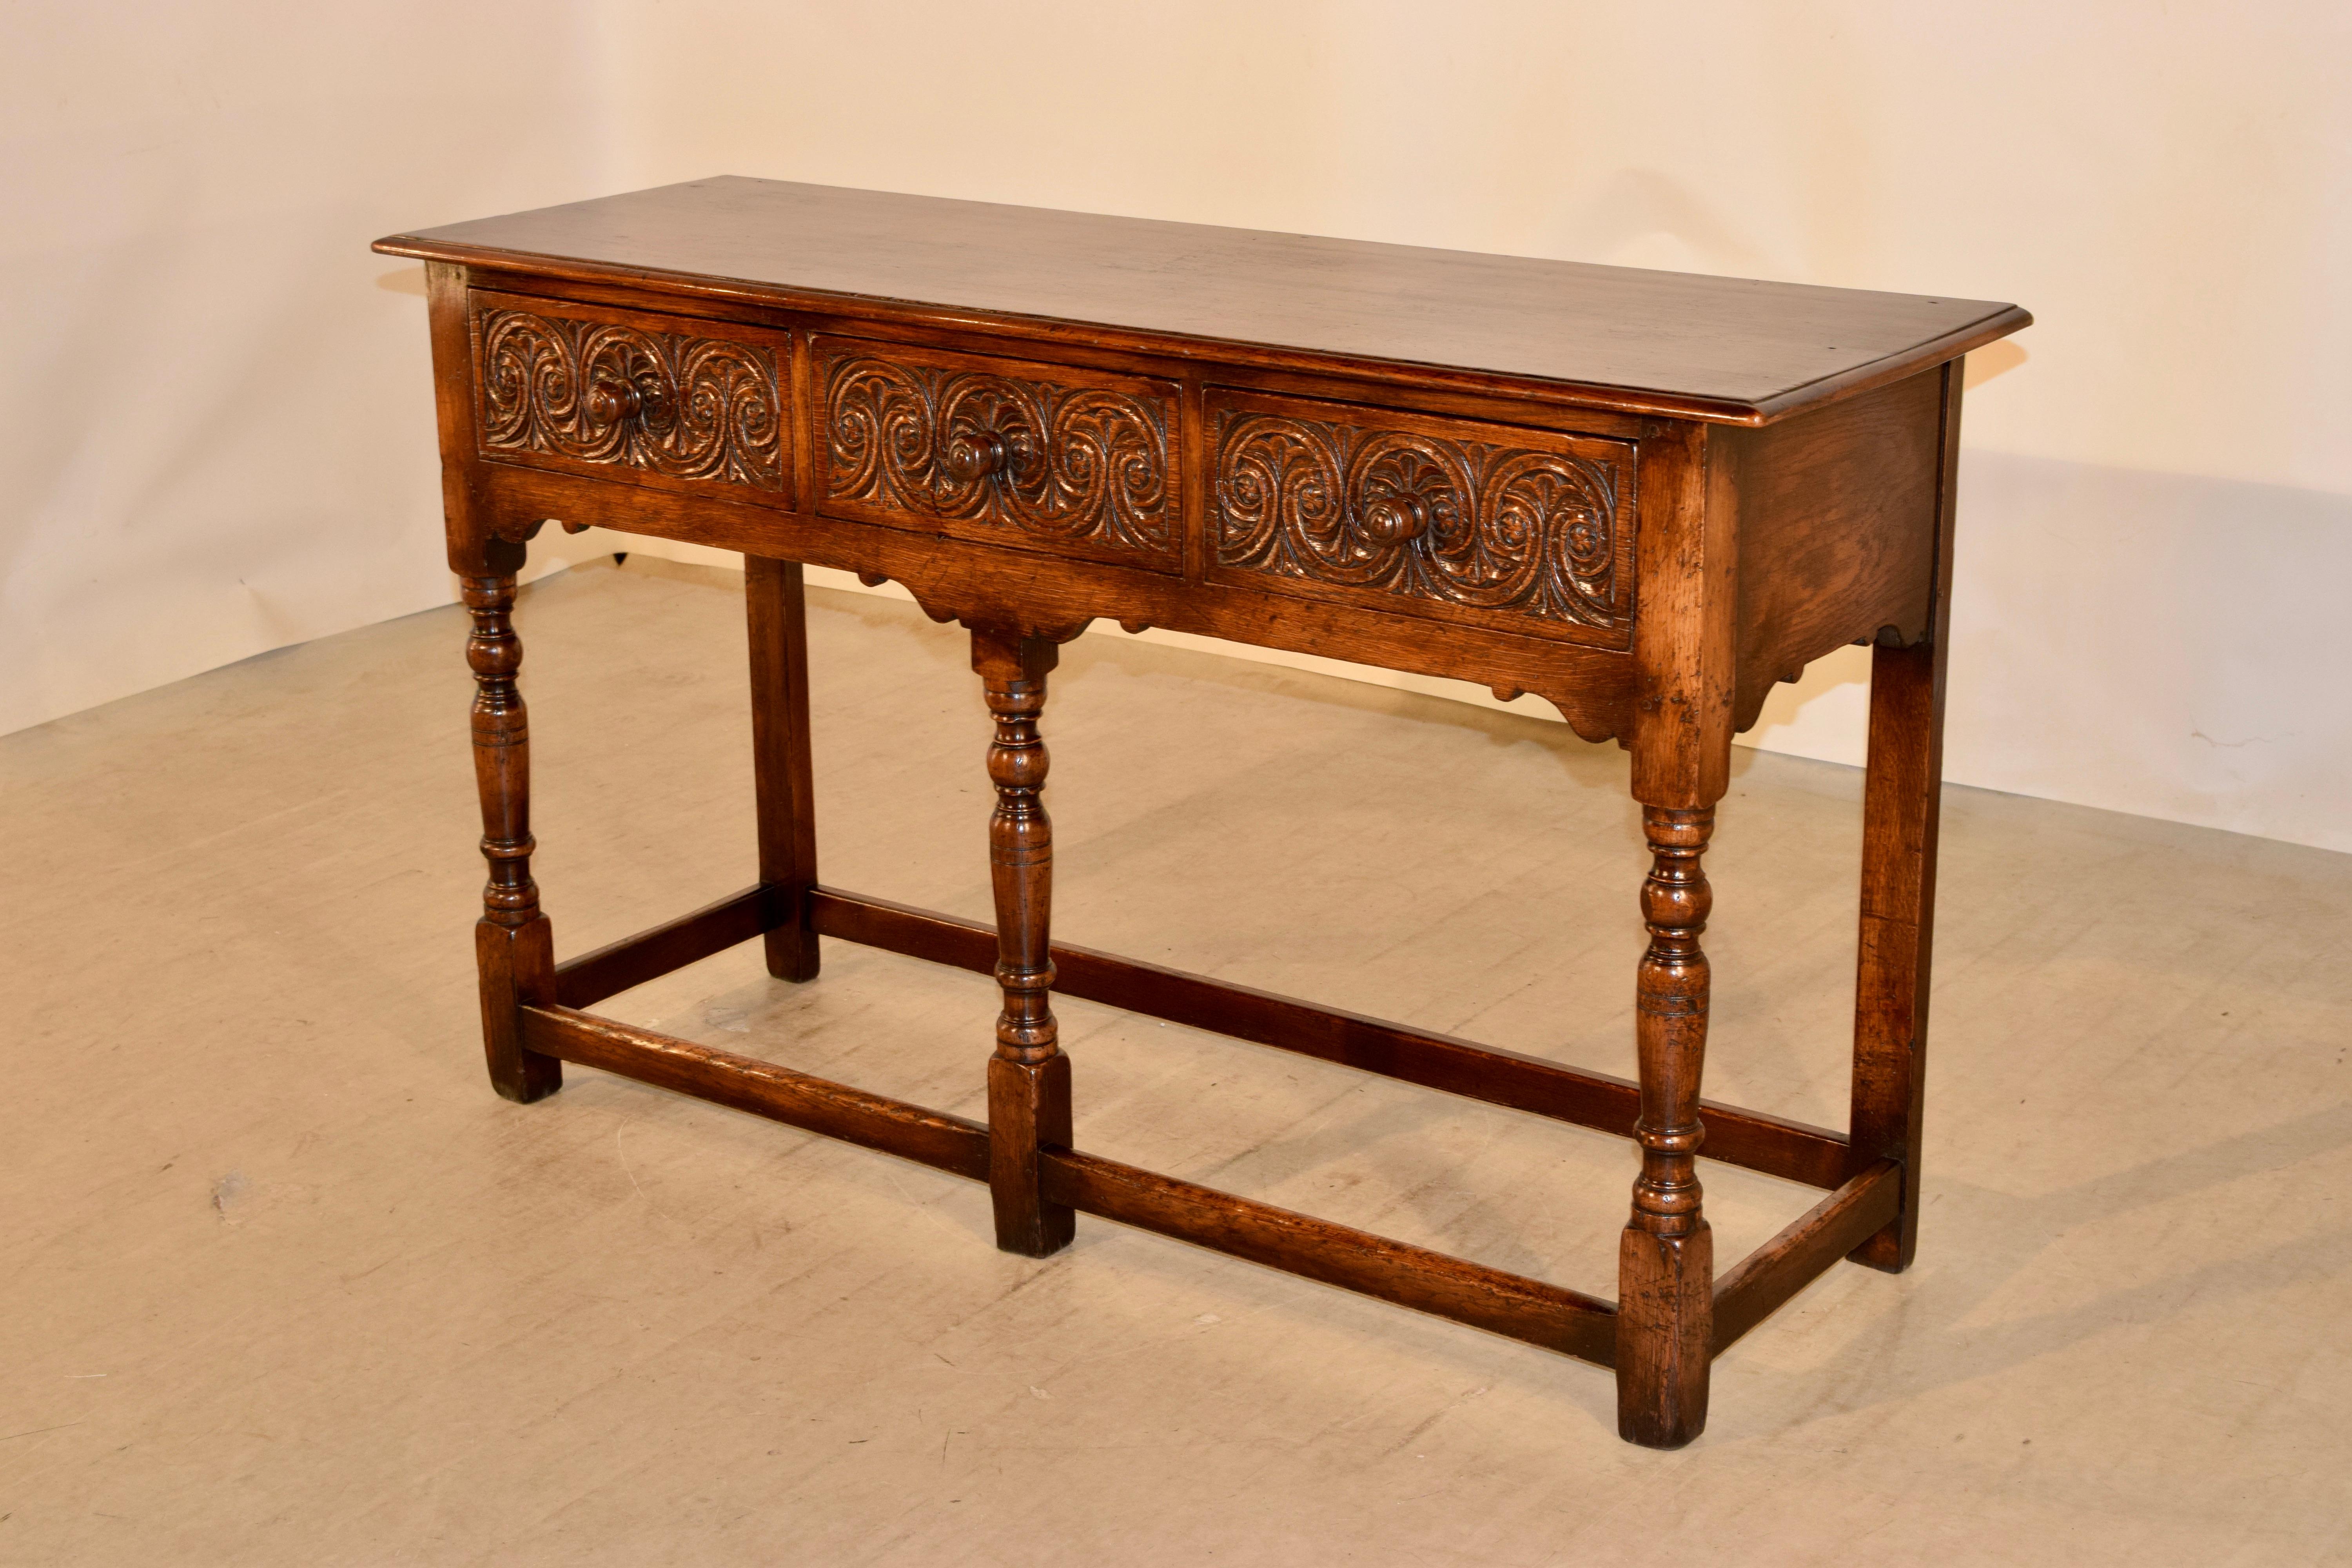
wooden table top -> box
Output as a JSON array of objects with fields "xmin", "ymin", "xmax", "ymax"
[{"xmin": 376, "ymin": 177, "xmax": 2027, "ymax": 425}]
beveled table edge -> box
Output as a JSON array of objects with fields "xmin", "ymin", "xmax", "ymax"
[{"xmin": 371, "ymin": 233, "xmax": 2031, "ymax": 428}]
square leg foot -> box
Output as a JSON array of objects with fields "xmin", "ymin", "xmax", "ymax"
[
  {"xmin": 989, "ymin": 1053, "xmax": 1074, "ymax": 1258},
  {"xmin": 1616, "ymin": 1225, "xmax": 1712, "ymax": 1448}
]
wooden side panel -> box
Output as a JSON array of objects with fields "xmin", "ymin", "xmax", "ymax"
[{"xmin": 1728, "ymin": 368, "xmax": 1944, "ymax": 731}]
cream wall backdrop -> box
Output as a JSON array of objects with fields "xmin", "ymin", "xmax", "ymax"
[
  {"xmin": 0, "ymin": 0, "xmax": 639, "ymax": 743},
  {"xmin": 5, "ymin": 3, "xmax": 2347, "ymax": 851}
]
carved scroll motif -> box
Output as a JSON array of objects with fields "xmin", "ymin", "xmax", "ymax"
[
  {"xmin": 477, "ymin": 307, "xmax": 784, "ymax": 489},
  {"xmin": 1214, "ymin": 408, "xmax": 1625, "ymax": 630},
  {"xmin": 823, "ymin": 352, "xmax": 1173, "ymax": 559}
]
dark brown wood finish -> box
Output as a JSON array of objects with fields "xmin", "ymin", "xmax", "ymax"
[
  {"xmin": 1727, "ymin": 369, "xmax": 1947, "ymax": 730},
  {"xmin": 1847, "ymin": 361, "xmax": 1966, "ymax": 1270},
  {"xmin": 1612, "ymin": 421, "xmax": 1738, "ymax": 1448},
  {"xmin": 1711, "ymin": 1160, "xmax": 1902, "ymax": 1353},
  {"xmin": 467, "ymin": 457, "xmax": 1643, "ymax": 742},
  {"xmin": 522, "ymin": 1004, "xmax": 991, "ymax": 1180},
  {"xmin": 518, "ymin": 999, "xmax": 1616, "ymax": 1363},
  {"xmin": 527, "ymin": 874, "xmax": 1851, "ymax": 1185},
  {"xmin": 381, "ymin": 182, "xmax": 2026, "ymax": 1449},
  {"xmin": 379, "ymin": 178, "xmax": 2026, "ymax": 426},
  {"xmin": 1037, "ymin": 1149, "xmax": 1617, "ymax": 1365},
  {"xmin": 972, "ymin": 630, "xmax": 1076, "ymax": 1257},
  {"xmin": 816, "ymin": 336, "xmax": 1181, "ymax": 573},
  {"xmin": 1617, "ymin": 802, "xmax": 1719, "ymax": 1447},
  {"xmin": 1206, "ymin": 388, "xmax": 1638, "ymax": 649},
  {"xmin": 470, "ymin": 289, "xmax": 791, "ymax": 501},
  {"xmin": 462, "ymin": 574, "xmax": 561, "ymax": 1103},
  {"xmin": 746, "ymin": 556, "xmax": 820, "ymax": 981},
  {"xmin": 424, "ymin": 261, "xmax": 510, "ymax": 579},
  {"xmin": 802, "ymin": 884, "xmax": 1851, "ymax": 1188},
  {"xmin": 551, "ymin": 884, "xmax": 778, "ymax": 1010}
]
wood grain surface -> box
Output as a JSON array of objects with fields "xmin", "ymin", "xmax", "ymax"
[
  {"xmin": 377, "ymin": 177, "xmax": 2028, "ymax": 424},
  {"xmin": 395, "ymin": 184, "xmax": 2022, "ymax": 1448}
]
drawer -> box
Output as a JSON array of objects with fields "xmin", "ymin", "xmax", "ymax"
[
  {"xmin": 471, "ymin": 291, "xmax": 789, "ymax": 496},
  {"xmin": 1207, "ymin": 390, "xmax": 1637, "ymax": 648},
  {"xmin": 815, "ymin": 335, "xmax": 1180, "ymax": 573}
]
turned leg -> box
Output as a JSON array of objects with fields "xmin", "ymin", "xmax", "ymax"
[
  {"xmin": 747, "ymin": 556, "xmax": 820, "ymax": 982},
  {"xmin": 1614, "ymin": 418, "xmax": 1736, "ymax": 1448},
  {"xmin": 463, "ymin": 575, "xmax": 561, "ymax": 1103},
  {"xmin": 972, "ymin": 629, "xmax": 1074, "ymax": 1257},
  {"xmin": 1617, "ymin": 804, "xmax": 1717, "ymax": 1446}
]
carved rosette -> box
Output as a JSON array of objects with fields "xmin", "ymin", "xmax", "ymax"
[
  {"xmin": 1214, "ymin": 407, "xmax": 1625, "ymax": 632},
  {"xmin": 823, "ymin": 351, "xmax": 1172, "ymax": 559},
  {"xmin": 477, "ymin": 307, "xmax": 784, "ymax": 489}
]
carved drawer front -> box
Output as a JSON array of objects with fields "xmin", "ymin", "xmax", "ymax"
[
  {"xmin": 815, "ymin": 335, "xmax": 1180, "ymax": 573},
  {"xmin": 1208, "ymin": 390, "xmax": 1637, "ymax": 648},
  {"xmin": 472, "ymin": 291, "xmax": 789, "ymax": 497}
]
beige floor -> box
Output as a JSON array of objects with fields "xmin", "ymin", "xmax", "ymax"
[{"xmin": 4, "ymin": 559, "xmax": 2348, "ymax": 1566}]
